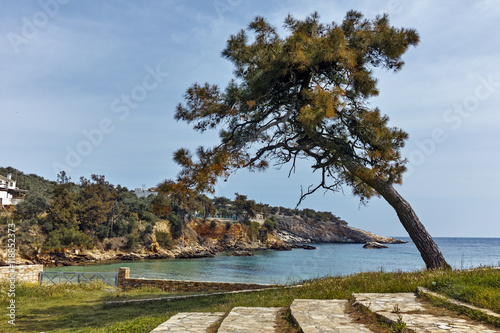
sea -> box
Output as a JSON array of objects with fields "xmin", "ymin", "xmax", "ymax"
[{"xmin": 45, "ymin": 238, "xmax": 500, "ymax": 284}]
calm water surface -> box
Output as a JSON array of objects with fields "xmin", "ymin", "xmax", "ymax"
[{"xmin": 46, "ymin": 238, "xmax": 500, "ymax": 284}]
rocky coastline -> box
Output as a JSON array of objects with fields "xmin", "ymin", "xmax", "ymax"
[{"xmin": 2, "ymin": 216, "xmax": 405, "ymax": 267}]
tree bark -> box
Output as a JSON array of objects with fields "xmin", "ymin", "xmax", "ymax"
[{"xmin": 342, "ymin": 157, "xmax": 450, "ymax": 270}]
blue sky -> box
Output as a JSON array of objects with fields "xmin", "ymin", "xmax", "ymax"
[{"xmin": 1, "ymin": 0, "xmax": 499, "ymax": 238}]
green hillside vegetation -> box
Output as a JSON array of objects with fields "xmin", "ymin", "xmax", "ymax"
[
  {"xmin": 0, "ymin": 166, "xmax": 55, "ymax": 193},
  {"xmin": 0, "ymin": 167, "xmax": 347, "ymax": 255}
]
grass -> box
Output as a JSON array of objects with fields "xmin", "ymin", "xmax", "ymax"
[
  {"xmin": 428, "ymin": 267, "xmax": 500, "ymax": 312},
  {"xmin": 0, "ymin": 267, "xmax": 498, "ymax": 332}
]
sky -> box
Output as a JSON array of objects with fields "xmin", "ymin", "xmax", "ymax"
[{"xmin": 1, "ymin": 0, "xmax": 499, "ymax": 238}]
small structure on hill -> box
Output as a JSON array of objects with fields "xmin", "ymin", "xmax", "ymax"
[
  {"xmin": 133, "ymin": 185, "xmax": 158, "ymax": 198},
  {"xmin": 0, "ymin": 173, "xmax": 27, "ymax": 206}
]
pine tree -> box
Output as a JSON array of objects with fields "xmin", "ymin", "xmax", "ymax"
[{"xmin": 174, "ymin": 11, "xmax": 449, "ymax": 269}]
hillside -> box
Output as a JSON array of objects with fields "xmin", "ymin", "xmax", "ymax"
[
  {"xmin": 0, "ymin": 167, "xmax": 404, "ymax": 266},
  {"xmin": 0, "ymin": 166, "xmax": 55, "ymax": 193}
]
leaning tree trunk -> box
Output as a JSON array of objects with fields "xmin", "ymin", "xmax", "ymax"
[{"xmin": 342, "ymin": 157, "xmax": 450, "ymax": 270}]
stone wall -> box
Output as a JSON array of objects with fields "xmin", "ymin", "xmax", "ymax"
[
  {"xmin": 117, "ymin": 267, "xmax": 274, "ymax": 292},
  {"xmin": 0, "ymin": 265, "xmax": 43, "ymax": 283}
]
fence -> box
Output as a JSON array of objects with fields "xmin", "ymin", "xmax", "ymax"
[{"xmin": 40, "ymin": 272, "xmax": 118, "ymax": 286}]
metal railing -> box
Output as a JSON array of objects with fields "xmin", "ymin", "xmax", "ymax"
[{"xmin": 40, "ymin": 272, "xmax": 118, "ymax": 286}]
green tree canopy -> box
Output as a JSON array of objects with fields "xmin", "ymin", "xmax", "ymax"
[
  {"xmin": 173, "ymin": 11, "xmax": 449, "ymax": 269},
  {"xmin": 233, "ymin": 193, "xmax": 256, "ymax": 221},
  {"xmin": 47, "ymin": 175, "xmax": 79, "ymax": 230},
  {"xmin": 78, "ymin": 175, "xmax": 116, "ymax": 237}
]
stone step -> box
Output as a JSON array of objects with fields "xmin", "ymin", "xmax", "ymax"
[
  {"xmin": 353, "ymin": 293, "xmax": 500, "ymax": 332},
  {"xmin": 150, "ymin": 312, "xmax": 225, "ymax": 332},
  {"xmin": 217, "ymin": 307, "xmax": 281, "ymax": 333},
  {"xmin": 290, "ymin": 299, "xmax": 372, "ymax": 332}
]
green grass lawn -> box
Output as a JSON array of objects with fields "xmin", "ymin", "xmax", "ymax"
[{"xmin": 0, "ymin": 267, "xmax": 498, "ymax": 332}]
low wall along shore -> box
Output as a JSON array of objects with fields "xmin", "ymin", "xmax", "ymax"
[
  {"xmin": 117, "ymin": 267, "xmax": 274, "ymax": 292},
  {"xmin": 0, "ymin": 265, "xmax": 273, "ymax": 292},
  {"xmin": 0, "ymin": 264, "xmax": 43, "ymax": 283}
]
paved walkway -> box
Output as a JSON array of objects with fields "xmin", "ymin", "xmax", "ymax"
[
  {"xmin": 353, "ymin": 293, "xmax": 499, "ymax": 332},
  {"xmin": 290, "ymin": 299, "xmax": 371, "ymax": 332},
  {"xmin": 150, "ymin": 312, "xmax": 225, "ymax": 332},
  {"xmin": 217, "ymin": 307, "xmax": 280, "ymax": 333},
  {"xmin": 150, "ymin": 292, "xmax": 500, "ymax": 332}
]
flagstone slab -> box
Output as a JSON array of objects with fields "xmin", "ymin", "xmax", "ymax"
[
  {"xmin": 291, "ymin": 299, "xmax": 372, "ymax": 332},
  {"xmin": 217, "ymin": 307, "xmax": 280, "ymax": 333},
  {"xmin": 150, "ymin": 312, "xmax": 225, "ymax": 332},
  {"xmin": 353, "ymin": 293, "xmax": 499, "ymax": 332}
]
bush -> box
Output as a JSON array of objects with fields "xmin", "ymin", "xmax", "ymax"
[
  {"xmin": 42, "ymin": 228, "xmax": 93, "ymax": 251},
  {"xmin": 264, "ymin": 218, "xmax": 278, "ymax": 231},
  {"xmin": 104, "ymin": 241, "xmax": 113, "ymax": 251},
  {"xmin": 16, "ymin": 192, "xmax": 49, "ymax": 219},
  {"xmin": 143, "ymin": 224, "xmax": 154, "ymax": 235},
  {"xmin": 155, "ymin": 231, "xmax": 172, "ymax": 249},
  {"xmin": 249, "ymin": 221, "xmax": 260, "ymax": 234},
  {"xmin": 226, "ymin": 221, "xmax": 232, "ymax": 230},
  {"xmin": 168, "ymin": 213, "xmax": 184, "ymax": 239},
  {"xmin": 112, "ymin": 217, "xmax": 128, "ymax": 237},
  {"xmin": 97, "ymin": 224, "xmax": 110, "ymax": 240},
  {"xmin": 210, "ymin": 220, "xmax": 217, "ymax": 229},
  {"xmin": 140, "ymin": 211, "xmax": 158, "ymax": 223},
  {"xmin": 126, "ymin": 232, "xmax": 140, "ymax": 250}
]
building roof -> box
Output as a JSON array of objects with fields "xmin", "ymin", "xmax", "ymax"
[{"xmin": 0, "ymin": 175, "xmax": 13, "ymax": 182}]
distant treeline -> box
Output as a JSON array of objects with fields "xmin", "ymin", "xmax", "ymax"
[{"xmin": 0, "ymin": 167, "xmax": 346, "ymax": 253}]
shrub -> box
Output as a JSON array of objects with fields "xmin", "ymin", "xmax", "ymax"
[
  {"xmin": 97, "ymin": 224, "xmax": 110, "ymax": 240},
  {"xmin": 143, "ymin": 224, "xmax": 154, "ymax": 235},
  {"xmin": 210, "ymin": 220, "xmax": 217, "ymax": 229},
  {"xmin": 104, "ymin": 241, "xmax": 113, "ymax": 251},
  {"xmin": 155, "ymin": 231, "xmax": 172, "ymax": 248},
  {"xmin": 168, "ymin": 213, "xmax": 184, "ymax": 239},
  {"xmin": 126, "ymin": 232, "xmax": 140, "ymax": 250},
  {"xmin": 16, "ymin": 192, "xmax": 49, "ymax": 219},
  {"xmin": 264, "ymin": 217, "xmax": 278, "ymax": 231},
  {"xmin": 141, "ymin": 211, "xmax": 158, "ymax": 223},
  {"xmin": 42, "ymin": 228, "xmax": 93, "ymax": 251}
]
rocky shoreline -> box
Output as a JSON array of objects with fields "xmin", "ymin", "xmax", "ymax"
[{"xmin": 1, "ymin": 217, "xmax": 405, "ymax": 267}]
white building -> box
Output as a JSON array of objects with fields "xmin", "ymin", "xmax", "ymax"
[
  {"xmin": 133, "ymin": 186, "xmax": 158, "ymax": 198},
  {"xmin": 0, "ymin": 174, "xmax": 27, "ymax": 206}
]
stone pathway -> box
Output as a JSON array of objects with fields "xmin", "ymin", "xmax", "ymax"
[
  {"xmin": 290, "ymin": 299, "xmax": 372, "ymax": 332},
  {"xmin": 217, "ymin": 307, "xmax": 281, "ymax": 333},
  {"xmin": 150, "ymin": 292, "xmax": 500, "ymax": 332},
  {"xmin": 353, "ymin": 293, "xmax": 499, "ymax": 332},
  {"xmin": 150, "ymin": 312, "xmax": 225, "ymax": 332}
]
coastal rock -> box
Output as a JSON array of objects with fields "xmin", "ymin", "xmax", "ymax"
[
  {"xmin": 269, "ymin": 242, "xmax": 292, "ymax": 251},
  {"xmin": 275, "ymin": 230, "xmax": 311, "ymax": 243},
  {"xmin": 275, "ymin": 215, "xmax": 405, "ymax": 244},
  {"xmin": 290, "ymin": 244, "xmax": 316, "ymax": 250},
  {"xmin": 116, "ymin": 253, "xmax": 142, "ymax": 260},
  {"xmin": 363, "ymin": 242, "xmax": 388, "ymax": 249},
  {"xmin": 145, "ymin": 252, "xmax": 174, "ymax": 260},
  {"xmin": 232, "ymin": 250, "xmax": 254, "ymax": 256},
  {"xmin": 176, "ymin": 250, "xmax": 215, "ymax": 258}
]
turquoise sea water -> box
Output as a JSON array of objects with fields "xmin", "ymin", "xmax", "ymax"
[{"xmin": 45, "ymin": 238, "xmax": 500, "ymax": 284}]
